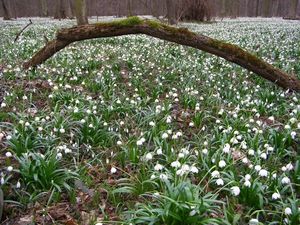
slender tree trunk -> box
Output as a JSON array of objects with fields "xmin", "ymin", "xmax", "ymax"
[
  {"xmin": 23, "ymin": 17, "xmax": 300, "ymax": 92},
  {"xmin": 127, "ymin": 0, "xmax": 133, "ymax": 16},
  {"xmin": 1, "ymin": 0, "xmax": 12, "ymax": 20},
  {"xmin": 288, "ymin": 0, "xmax": 299, "ymax": 18},
  {"xmin": 39, "ymin": 0, "xmax": 48, "ymax": 17},
  {"xmin": 166, "ymin": 0, "xmax": 177, "ymax": 24},
  {"xmin": 74, "ymin": 0, "xmax": 88, "ymax": 25},
  {"xmin": 151, "ymin": 0, "xmax": 160, "ymax": 18},
  {"xmin": 255, "ymin": 0, "xmax": 260, "ymax": 16}
]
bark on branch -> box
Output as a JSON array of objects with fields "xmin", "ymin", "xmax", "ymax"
[{"xmin": 23, "ymin": 17, "xmax": 300, "ymax": 91}]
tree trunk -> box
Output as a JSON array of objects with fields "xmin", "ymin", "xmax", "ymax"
[
  {"xmin": 23, "ymin": 17, "xmax": 300, "ymax": 92},
  {"xmin": 39, "ymin": 0, "xmax": 48, "ymax": 17},
  {"xmin": 127, "ymin": 0, "xmax": 133, "ymax": 16},
  {"xmin": 1, "ymin": 0, "xmax": 12, "ymax": 20},
  {"xmin": 166, "ymin": 0, "xmax": 177, "ymax": 24},
  {"xmin": 74, "ymin": 0, "xmax": 88, "ymax": 25},
  {"xmin": 288, "ymin": 0, "xmax": 299, "ymax": 18},
  {"xmin": 262, "ymin": 0, "xmax": 271, "ymax": 17}
]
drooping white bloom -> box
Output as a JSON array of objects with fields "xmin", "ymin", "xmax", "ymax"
[
  {"xmin": 244, "ymin": 180, "xmax": 251, "ymax": 187},
  {"xmin": 254, "ymin": 165, "xmax": 261, "ymax": 171},
  {"xmin": 117, "ymin": 140, "xmax": 122, "ymax": 145},
  {"xmin": 159, "ymin": 174, "xmax": 168, "ymax": 180},
  {"xmin": 245, "ymin": 174, "xmax": 251, "ymax": 180},
  {"xmin": 281, "ymin": 176, "xmax": 291, "ymax": 184},
  {"xmin": 286, "ymin": 163, "xmax": 294, "ymax": 171},
  {"xmin": 211, "ymin": 170, "xmax": 220, "ymax": 178},
  {"xmin": 5, "ymin": 152, "xmax": 12, "ymax": 158},
  {"xmin": 154, "ymin": 164, "xmax": 164, "ymax": 171},
  {"xmin": 272, "ymin": 192, "xmax": 281, "ymax": 200},
  {"xmin": 258, "ymin": 169, "xmax": 268, "ymax": 177},
  {"xmin": 59, "ymin": 128, "xmax": 65, "ymax": 134},
  {"xmin": 145, "ymin": 153, "xmax": 153, "ymax": 161},
  {"xmin": 249, "ymin": 218, "xmax": 259, "ymax": 225},
  {"xmin": 190, "ymin": 166, "xmax": 199, "ymax": 173},
  {"xmin": 223, "ymin": 143, "xmax": 231, "ymax": 153},
  {"xmin": 231, "ymin": 186, "xmax": 240, "ymax": 196},
  {"xmin": 171, "ymin": 161, "xmax": 181, "ymax": 168},
  {"xmin": 218, "ymin": 160, "xmax": 226, "ymax": 168},
  {"xmin": 110, "ymin": 167, "xmax": 117, "ymax": 174},
  {"xmin": 7, "ymin": 166, "xmax": 13, "ymax": 172},
  {"xmin": 291, "ymin": 131, "xmax": 296, "ymax": 139},
  {"xmin": 149, "ymin": 121, "xmax": 155, "ymax": 127},
  {"xmin": 216, "ymin": 178, "xmax": 224, "ymax": 186},
  {"xmin": 156, "ymin": 148, "xmax": 163, "ymax": 155},
  {"xmin": 284, "ymin": 207, "xmax": 292, "ymax": 215},
  {"xmin": 161, "ymin": 133, "xmax": 168, "ymax": 139},
  {"xmin": 16, "ymin": 181, "xmax": 21, "ymax": 188}
]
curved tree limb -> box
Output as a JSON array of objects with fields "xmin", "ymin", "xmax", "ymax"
[{"xmin": 23, "ymin": 17, "xmax": 300, "ymax": 91}]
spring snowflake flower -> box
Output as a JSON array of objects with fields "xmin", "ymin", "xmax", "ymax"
[
  {"xmin": 59, "ymin": 128, "xmax": 65, "ymax": 134},
  {"xmin": 190, "ymin": 166, "xmax": 199, "ymax": 173},
  {"xmin": 281, "ymin": 177, "xmax": 290, "ymax": 184},
  {"xmin": 211, "ymin": 170, "xmax": 220, "ymax": 178},
  {"xmin": 290, "ymin": 131, "xmax": 296, "ymax": 139},
  {"xmin": 216, "ymin": 178, "xmax": 224, "ymax": 186},
  {"xmin": 254, "ymin": 165, "xmax": 261, "ymax": 171},
  {"xmin": 56, "ymin": 152, "xmax": 62, "ymax": 160},
  {"xmin": 5, "ymin": 152, "xmax": 12, "ymax": 158},
  {"xmin": 145, "ymin": 153, "xmax": 153, "ymax": 161},
  {"xmin": 284, "ymin": 207, "xmax": 292, "ymax": 215},
  {"xmin": 7, "ymin": 166, "xmax": 13, "ymax": 172},
  {"xmin": 218, "ymin": 160, "xmax": 226, "ymax": 168},
  {"xmin": 245, "ymin": 174, "xmax": 251, "ymax": 180},
  {"xmin": 244, "ymin": 180, "xmax": 251, "ymax": 187},
  {"xmin": 117, "ymin": 140, "xmax": 122, "ymax": 145},
  {"xmin": 171, "ymin": 161, "xmax": 181, "ymax": 168},
  {"xmin": 202, "ymin": 148, "xmax": 208, "ymax": 154},
  {"xmin": 156, "ymin": 148, "xmax": 163, "ymax": 155},
  {"xmin": 272, "ymin": 192, "xmax": 281, "ymax": 200},
  {"xmin": 1, "ymin": 177, "xmax": 5, "ymax": 185},
  {"xmin": 259, "ymin": 169, "xmax": 268, "ymax": 177},
  {"xmin": 159, "ymin": 174, "xmax": 168, "ymax": 180},
  {"xmin": 16, "ymin": 181, "xmax": 21, "ymax": 189},
  {"xmin": 110, "ymin": 167, "xmax": 117, "ymax": 174},
  {"xmin": 149, "ymin": 121, "xmax": 155, "ymax": 126},
  {"xmin": 249, "ymin": 218, "xmax": 259, "ymax": 225},
  {"xmin": 260, "ymin": 153, "xmax": 267, "ymax": 160},
  {"xmin": 286, "ymin": 163, "xmax": 293, "ymax": 171},
  {"xmin": 154, "ymin": 164, "xmax": 164, "ymax": 171},
  {"xmin": 161, "ymin": 133, "xmax": 168, "ymax": 139},
  {"xmin": 231, "ymin": 186, "xmax": 240, "ymax": 196},
  {"xmin": 189, "ymin": 122, "xmax": 194, "ymax": 127},
  {"xmin": 223, "ymin": 144, "xmax": 231, "ymax": 153}
]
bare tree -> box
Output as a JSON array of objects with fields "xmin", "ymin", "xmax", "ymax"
[
  {"xmin": 166, "ymin": 0, "xmax": 177, "ymax": 24},
  {"xmin": 288, "ymin": 0, "xmax": 299, "ymax": 18},
  {"xmin": 74, "ymin": 0, "xmax": 88, "ymax": 25},
  {"xmin": 39, "ymin": 0, "xmax": 48, "ymax": 17},
  {"xmin": 1, "ymin": 0, "xmax": 12, "ymax": 20}
]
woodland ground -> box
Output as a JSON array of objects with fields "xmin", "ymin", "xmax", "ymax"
[{"xmin": 0, "ymin": 17, "xmax": 300, "ymax": 225}]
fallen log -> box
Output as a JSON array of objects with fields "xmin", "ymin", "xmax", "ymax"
[{"xmin": 23, "ymin": 17, "xmax": 300, "ymax": 92}]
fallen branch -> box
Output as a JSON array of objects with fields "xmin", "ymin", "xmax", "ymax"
[
  {"xmin": 14, "ymin": 19, "xmax": 33, "ymax": 42},
  {"xmin": 23, "ymin": 17, "xmax": 300, "ymax": 92}
]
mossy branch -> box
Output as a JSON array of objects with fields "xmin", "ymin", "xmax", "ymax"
[{"xmin": 23, "ymin": 17, "xmax": 300, "ymax": 92}]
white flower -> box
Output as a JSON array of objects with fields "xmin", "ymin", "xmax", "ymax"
[
  {"xmin": 189, "ymin": 209, "xmax": 197, "ymax": 216},
  {"xmin": 189, "ymin": 122, "xmax": 194, "ymax": 127},
  {"xmin": 216, "ymin": 178, "xmax": 224, "ymax": 186},
  {"xmin": 286, "ymin": 163, "xmax": 294, "ymax": 171},
  {"xmin": 154, "ymin": 164, "xmax": 164, "ymax": 171},
  {"xmin": 223, "ymin": 143, "xmax": 231, "ymax": 153},
  {"xmin": 166, "ymin": 116, "xmax": 172, "ymax": 123},
  {"xmin": 260, "ymin": 153, "xmax": 267, "ymax": 160},
  {"xmin": 284, "ymin": 207, "xmax": 292, "ymax": 215},
  {"xmin": 56, "ymin": 152, "xmax": 63, "ymax": 160},
  {"xmin": 211, "ymin": 170, "xmax": 220, "ymax": 178},
  {"xmin": 258, "ymin": 169, "xmax": 268, "ymax": 177},
  {"xmin": 16, "ymin": 181, "xmax": 21, "ymax": 188},
  {"xmin": 95, "ymin": 223, "xmax": 103, "ymax": 225},
  {"xmin": 291, "ymin": 131, "xmax": 296, "ymax": 139},
  {"xmin": 281, "ymin": 176, "xmax": 290, "ymax": 184},
  {"xmin": 110, "ymin": 167, "xmax": 117, "ymax": 174},
  {"xmin": 254, "ymin": 165, "xmax": 261, "ymax": 171},
  {"xmin": 249, "ymin": 218, "xmax": 259, "ymax": 225},
  {"xmin": 149, "ymin": 121, "xmax": 155, "ymax": 126},
  {"xmin": 159, "ymin": 174, "xmax": 168, "ymax": 180},
  {"xmin": 190, "ymin": 166, "xmax": 199, "ymax": 173},
  {"xmin": 156, "ymin": 148, "xmax": 163, "ymax": 155},
  {"xmin": 5, "ymin": 152, "xmax": 12, "ymax": 158},
  {"xmin": 248, "ymin": 149, "xmax": 255, "ymax": 156},
  {"xmin": 218, "ymin": 160, "xmax": 226, "ymax": 168},
  {"xmin": 161, "ymin": 133, "xmax": 168, "ymax": 139},
  {"xmin": 171, "ymin": 161, "xmax": 181, "ymax": 168},
  {"xmin": 245, "ymin": 174, "xmax": 251, "ymax": 180},
  {"xmin": 202, "ymin": 148, "xmax": 208, "ymax": 155},
  {"xmin": 231, "ymin": 186, "xmax": 240, "ymax": 196},
  {"xmin": 117, "ymin": 140, "xmax": 122, "ymax": 145},
  {"xmin": 59, "ymin": 128, "xmax": 65, "ymax": 134},
  {"xmin": 7, "ymin": 166, "xmax": 13, "ymax": 172},
  {"xmin": 145, "ymin": 153, "xmax": 153, "ymax": 161},
  {"xmin": 1, "ymin": 177, "xmax": 5, "ymax": 185},
  {"xmin": 272, "ymin": 192, "xmax": 281, "ymax": 200},
  {"xmin": 244, "ymin": 180, "xmax": 251, "ymax": 187}
]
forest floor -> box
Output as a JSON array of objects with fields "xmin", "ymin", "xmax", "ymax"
[{"xmin": 0, "ymin": 17, "xmax": 300, "ymax": 225}]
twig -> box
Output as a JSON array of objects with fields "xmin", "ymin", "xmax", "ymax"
[{"xmin": 14, "ymin": 19, "xmax": 33, "ymax": 42}]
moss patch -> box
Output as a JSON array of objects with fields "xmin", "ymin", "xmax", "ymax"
[{"xmin": 96, "ymin": 16, "xmax": 143, "ymax": 28}]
